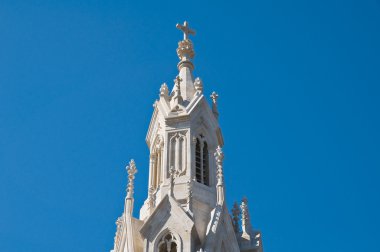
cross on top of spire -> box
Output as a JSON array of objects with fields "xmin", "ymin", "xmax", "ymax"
[{"xmin": 176, "ymin": 21, "xmax": 196, "ymax": 41}]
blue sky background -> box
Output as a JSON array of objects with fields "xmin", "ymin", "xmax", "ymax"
[{"xmin": 1, "ymin": 0, "xmax": 379, "ymax": 251}]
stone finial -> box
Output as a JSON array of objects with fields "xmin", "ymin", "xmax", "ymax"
[
  {"xmin": 232, "ymin": 202, "xmax": 241, "ymax": 233},
  {"xmin": 214, "ymin": 146, "xmax": 225, "ymax": 205},
  {"xmin": 176, "ymin": 21, "xmax": 196, "ymax": 41},
  {"xmin": 176, "ymin": 21, "xmax": 195, "ymax": 65},
  {"xmin": 159, "ymin": 82, "xmax": 169, "ymax": 99},
  {"xmin": 126, "ymin": 159, "xmax": 138, "ymax": 199},
  {"xmin": 215, "ymin": 146, "xmax": 224, "ymax": 186},
  {"xmin": 210, "ymin": 91, "xmax": 218, "ymax": 104},
  {"xmin": 240, "ymin": 197, "xmax": 253, "ymax": 237},
  {"xmin": 177, "ymin": 40, "xmax": 195, "ymax": 62},
  {"xmin": 210, "ymin": 91, "xmax": 219, "ymax": 119},
  {"xmin": 194, "ymin": 77, "xmax": 203, "ymax": 93}
]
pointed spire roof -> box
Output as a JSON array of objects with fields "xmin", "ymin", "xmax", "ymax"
[{"xmin": 172, "ymin": 21, "xmax": 197, "ymax": 102}]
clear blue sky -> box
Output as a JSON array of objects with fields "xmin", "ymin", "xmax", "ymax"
[{"xmin": 1, "ymin": 0, "xmax": 379, "ymax": 251}]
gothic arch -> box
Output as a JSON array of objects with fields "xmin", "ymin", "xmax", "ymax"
[
  {"xmin": 154, "ymin": 229, "xmax": 182, "ymax": 252},
  {"xmin": 195, "ymin": 133, "xmax": 210, "ymax": 186}
]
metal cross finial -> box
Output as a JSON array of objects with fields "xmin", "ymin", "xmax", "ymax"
[{"xmin": 176, "ymin": 21, "xmax": 196, "ymax": 40}]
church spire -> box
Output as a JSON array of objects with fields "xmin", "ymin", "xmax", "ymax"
[
  {"xmin": 173, "ymin": 21, "xmax": 196, "ymax": 102},
  {"xmin": 110, "ymin": 22, "xmax": 263, "ymax": 252}
]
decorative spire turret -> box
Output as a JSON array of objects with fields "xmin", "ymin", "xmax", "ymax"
[
  {"xmin": 173, "ymin": 21, "xmax": 197, "ymax": 102},
  {"xmin": 126, "ymin": 159, "xmax": 137, "ymax": 199},
  {"xmin": 240, "ymin": 197, "xmax": 253, "ymax": 239},
  {"xmin": 120, "ymin": 160, "xmax": 138, "ymax": 252},
  {"xmin": 124, "ymin": 159, "xmax": 137, "ymax": 216}
]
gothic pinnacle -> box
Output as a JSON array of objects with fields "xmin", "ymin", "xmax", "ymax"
[
  {"xmin": 215, "ymin": 146, "xmax": 225, "ymax": 205},
  {"xmin": 126, "ymin": 159, "xmax": 137, "ymax": 199},
  {"xmin": 172, "ymin": 75, "xmax": 183, "ymax": 106}
]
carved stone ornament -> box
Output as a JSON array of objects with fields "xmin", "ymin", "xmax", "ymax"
[
  {"xmin": 171, "ymin": 75, "xmax": 184, "ymax": 109},
  {"xmin": 176, "ymin": 21, "xmax": 196, "ymax": 61},
  {"xmin": 177, "ymin": 39, "xmax": 195, "ymax": 60},
  {"xmin": 159, "ymin": 82, "xmax": 169, "ymax": 98},
  {"xmin": 148, "ymin": 186, "xmax": 155, "ymax": 209},
  {"xmin": 169, "ymin": 166, "xmax": 176, "ymax": 197},
  {"xmin": 240, "ymin": 196, "xmax": 253, "ymax": 238},
  {"xmin": 194, "ymin": 77, "xmax": 203, "ymax": 93},
  {"xmin": 214, "ymin": 146, "xmax": 224, "ymax": 185},
  {"xmin": 210, "ymin": 91, "xmax": 218, "ymax": 104},
  {"xmin": 126, "ymin": 159, "xmax": 138, "ymax": 199}
]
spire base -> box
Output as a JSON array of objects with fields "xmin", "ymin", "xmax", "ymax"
[{"xmin": 177, "ymin": 60, "xmax": 194, "ymax": 71}]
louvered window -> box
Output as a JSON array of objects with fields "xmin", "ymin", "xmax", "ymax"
[{"xmin": 195, "ymin": 137, "xmax": 209, "ymax": 185}]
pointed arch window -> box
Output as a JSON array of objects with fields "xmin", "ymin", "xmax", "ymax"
[
  {"xmin": 158, "ymin": 233, "xmax": 177, "ymax": 252},
  {"xmin": 195, "ymin": 137, "xmax": 209, "ymax": 186}
]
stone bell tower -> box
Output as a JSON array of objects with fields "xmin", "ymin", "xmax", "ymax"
[{"xmin": 110, "ymin": 21, "xmax": 263, "ymax": 252}]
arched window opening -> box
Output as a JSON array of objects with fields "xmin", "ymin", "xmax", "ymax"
[
  {"xmin": 202, "ymin": 142, "xmax": 209, "ymax": 186},
  {"xmin": 158, "ymin": 233, "xmax": 177, "ymax": 252},
  {"xmin": 195, "ymin": 139, "xmax": 202, "ymax": 183},
  {"xmin": 195, "ymin": 137, "xmax": 209, "ymax": 186}
]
